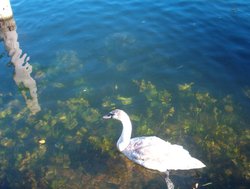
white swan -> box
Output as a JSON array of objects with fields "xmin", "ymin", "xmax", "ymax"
[{"xmin": 103, "ymin": 109, "xmax": 206, "ymax": 189}]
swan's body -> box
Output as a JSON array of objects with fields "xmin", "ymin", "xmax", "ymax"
[
  {"xmin": 103, "ymin": 109, "xmax": 206, "ymax": 188},
  {"xmin": 123, "ymin": 136, "xmax": 205, "ymax": 172}
]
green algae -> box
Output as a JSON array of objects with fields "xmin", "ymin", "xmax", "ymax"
[
  {"xmin": 0, "ymin": 137, "xmax": 15, "ymax": 148},
  {"xmin": 0, "ymin": 77, "xmax": 249, "ymax": 188},
  {"xmin": 178, "ymin": 82, "xmax": 194, "ymax": 91},
  {"xmin": 81, "ymin": 108, "xmax": 100, "ymax": 123},
  {"xmin": 102, "ymin": 96, "xmax": 116, "ymax": 108},
  {"xmin": 0, "ymin": 107, "xmax": 12, "ymax": 119},
  {"xmin": 116, "ymin": 95, "xmax": 133, "ymax": 105}
]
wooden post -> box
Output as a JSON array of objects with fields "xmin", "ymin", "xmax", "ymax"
[
  {"xmin": 0, "ymin": 0, "xmax": 16, "ymax": 36},
  {"xmin": 0, "ymin": 0, "xmax": 13, "ymax": 20}
]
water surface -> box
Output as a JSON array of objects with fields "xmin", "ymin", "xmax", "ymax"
[{"xmin": 0, "ymin": 0, "xmax": 249, "ymax": 188}]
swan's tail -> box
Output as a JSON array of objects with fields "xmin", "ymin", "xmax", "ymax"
[
  {"xmin": 173, "ymin": 156, "xmax": 206, "ymax": 170},
  {"xmin": 188, "ymin": 157, "xmax": 206, "ymax": 169}
]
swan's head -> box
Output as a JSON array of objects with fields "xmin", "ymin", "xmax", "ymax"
[{"xmin": 103, "ymin": 109, "xmax": 123, "ymax": 120}]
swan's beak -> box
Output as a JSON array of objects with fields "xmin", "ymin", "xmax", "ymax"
[{"xmin": 103, "ymin": 112, "xmax": 114, "ymax": 119}]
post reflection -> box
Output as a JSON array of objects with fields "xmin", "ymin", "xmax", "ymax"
[{"xmin": 0, "ymin": 17, "xmax": 41, "ymax": 114}]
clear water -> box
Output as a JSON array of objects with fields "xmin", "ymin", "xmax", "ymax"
[{"xmin": 0, "ymin": 0, "xmax": 249, "ymax": 188}]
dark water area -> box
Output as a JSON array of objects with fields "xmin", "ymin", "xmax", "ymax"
[{"xmin": 0, "ymin": 0, "xmax": 249, "ymax": 188}]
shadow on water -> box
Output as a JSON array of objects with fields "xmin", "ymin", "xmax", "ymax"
[{"xmin": 67, "ymin": 139, "xmax": 111, "ymax": 175}]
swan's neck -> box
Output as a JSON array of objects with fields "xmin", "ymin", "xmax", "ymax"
[{"xmin": 117, "ymin": 114, "xmax": 132, "ymax": 152}]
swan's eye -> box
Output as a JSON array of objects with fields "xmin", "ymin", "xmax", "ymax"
[
  {"xmin": 103, "ymin": 112, "xmax": 115, "ymax": 119},
  {"xmin": 103, "ymin": 112, "xmax": 114, "ymax": 119}
]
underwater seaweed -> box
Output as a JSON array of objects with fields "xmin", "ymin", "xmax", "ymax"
[{"xmin": 0, "ymin": 77, "xmax": 249, "ymax": 188}]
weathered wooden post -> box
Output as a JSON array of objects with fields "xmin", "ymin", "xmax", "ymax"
[
  {"xmin": 0, "ymin": 0, "xmax": 15, "ymax": 38},
  {"xmin": 0, "ymin": 0, "xmax": 13, "ymax": 20},
  {"xmin": 0, "ymin": 0, "xmax": 41, "ymax": 114}
]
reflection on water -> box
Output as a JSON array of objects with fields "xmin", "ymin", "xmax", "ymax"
[{"xmin": 0, "ymin": 17, "xmax": 40, "ymax": 114}]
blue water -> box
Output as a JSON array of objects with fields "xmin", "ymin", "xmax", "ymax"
[
  {"xmin": 10, "ymin": 0, "xmax": 250, "ymax": 103},
  {"xmin": 0, "ymin": 0, "xmax": 250, "ymax": 188}
]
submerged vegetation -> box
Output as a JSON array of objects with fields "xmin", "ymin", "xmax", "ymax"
[
  {"xmin": 0, "ymin": 46, "xmax": 248, "ymax": 189},
  {"xmin": 0, "ymin": 72, "xmax": 249, "ymax": 188}
]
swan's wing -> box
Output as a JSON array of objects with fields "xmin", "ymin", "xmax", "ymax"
[{"xmin": 123, "ymin": 136, "xmax": 205, "ymax": 172}]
